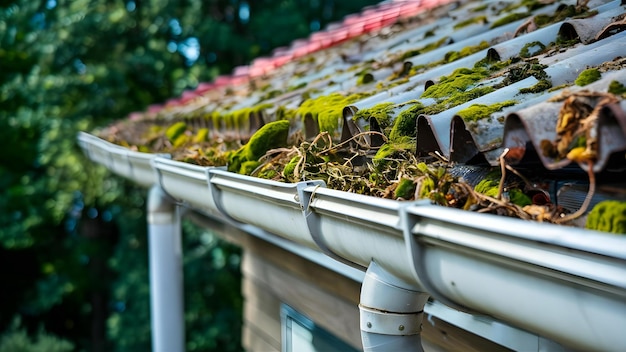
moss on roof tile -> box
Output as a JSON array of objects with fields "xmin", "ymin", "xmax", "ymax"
[{"xmin": 457, "ymin": 101, "xmax": 517, "ymax": 122}]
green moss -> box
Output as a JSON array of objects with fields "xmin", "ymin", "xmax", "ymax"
[
  {"xmin": 519, "ymin": 41, "xmax": 546, "ymax": 58},
  {"xmin": 223, "ymin": 103, "xmax": 275, "ymax": 131},
  {"xmin": 165, "ymin": 122, "xmax": 187, "ymax": 142},
  {"xmin": 418, "ymin": 176, "xmax": 436, "ymax": 199},
  {"xmin": 422, "ymin": 68, "xmax": 489, "ymax": 99},
  {"xmin": 519, "ymin": 79, "xmax": 552, "ymax": 94},
  {"xmin": 257, "ymin": 168, "xmax": 278, "ymax": 180},
  {"xmin": 500, "ymin": 60, "xmax": 548, "ymax": 86},
  {"xmin": 608, "ymin": 80, "xmax": 626, "ymax": 96},
  {"xmin": 394, "ymin": 178, "xmax": 416, "ymax": 199},
  {"xmin": 509, "ymin": 189, "xmax": 532, "ymax": 207},
  {"xmin": 586, "ymin": 200, "xmax": 626, "ymax": 234},
  {"xmin": 210, "ymin": 111, "xmax": 222, "ymax": 130},
  {"xmin": 354, "ymin": 102, "xmax": 395, "ymax": 130},
  {"xmin": 227, "ymin": 120, "xmax": 290, "ymax": 173},
  {"xmin": 424, "ymin": 29, "xmax": 436, "ymax": 38},
  {"xmin": 239, "ymin": 161, "xmax": 261, "ymax": 175},
  {"xmin": 389, "ymin": 102, "xmax": 424, "ymax": 140},
  {"xmin": 491, "ymin": 12, "xmax": 530, "ymax": 29},
  {"xmin": 258, "ymin": 89, "xmax": 283, "ymax": 102},
  {"xmin": 287, "ymin": 82, "xmax": 307, "ymax": 92},
  {"xmin": 575, "ymin": 68, "xmax": 601, "ymax": 86},
  {"xmin": 548, "ymin": 83, "xmax": 572, "ymax": 92},
  {"xmin": 420, "ymin": 67, "xmax": 499, "ymax": 112},
  {"xmin": 192, "ymin": 128, "xmax": 209, "ymax": 143},
  {"xmin": 471, "ymin": 3, "xmax": 488, "ymax": 12},
  {"xmin": 475, "ymin": 179, "xmax": 499, "ymax": 197},
  {"xmin": 444, "ymin": 41, "xmax": 490, "ymax": 63},
  {"xmin": 453, "ymin": 15, "xmax": 487, "ymax": 29},
  {"xmin": 282, "ymin": 156, "xmax": 301, "ymax": 179},
  {"xmin": 502, "ymin": 0, "xmax": 547, "ymax": 12},
  {"xmin": 275, "ymin": 105, "xmax": 296, "ymax": 121},
  {"xmin": 398, "ymin": 36, "xmax": 449, "ymax": 62},
  {"xmin": 457, "ymin": 101, "xmax": 517, "ymax": 122},
  {"xmin": 172, "ymin": 135, "xmax": 189, "ymax": 148},
  {"xmin": 475, "ymin": 176, "xmax": 530, "ymax": 206},
  {"xmin": 296, "ymin": 93, "xmax": 368, "ymax": 134},
  {"xmin": 356, "ymin": 72, "xmax": 374, "ymax": 86},
  {"xmin": 534, "ymin": 5, "xmax": 596, "ymax": 29},
  {"xmin": 373, "ymin": 136, "xmax": 415, "ymax": 169}
]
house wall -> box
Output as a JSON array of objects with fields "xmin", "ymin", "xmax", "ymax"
[
  {"xmin": 241, "ymin": 233, "xmax": 363, "ymax": 351},
  {"xmin": 190, "ymin": 213, "xmax": 512, "ymax": 351}
]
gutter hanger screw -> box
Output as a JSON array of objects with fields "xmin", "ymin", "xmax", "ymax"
[
  {"xmin": 367, "ymin": 322, "xmax": 372, "ymax": 328},
  {"xmin": 399, "ymin": 325, "xmax": 405, "ymax": 331}
]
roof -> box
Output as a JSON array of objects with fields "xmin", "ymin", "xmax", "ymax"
[{"xmin": 97, "ymin": 0, "xmax": 626, "ymax": 232}]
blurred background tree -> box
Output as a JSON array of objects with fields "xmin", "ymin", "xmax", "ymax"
[{"xmin": 0, "ymin": 0, "xmax": 379, "ymax": 350}]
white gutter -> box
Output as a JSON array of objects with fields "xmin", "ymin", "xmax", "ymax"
[
  {"xmin": 78, "ymin": 132, "xmax": 168, "ymax": 188},
  {"xmin": 402, "ymin": 203, "xmax": 626, "ymax": 351},
  {"xmin": 78, "ymin": 133, "xmax": 626, "ymax": 351}
]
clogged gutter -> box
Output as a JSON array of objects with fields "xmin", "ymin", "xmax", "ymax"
[{"xmin": 96, "ymin": 0, "xmax": 626, "ymax": 234}]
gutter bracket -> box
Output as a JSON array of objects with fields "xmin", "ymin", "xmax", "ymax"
[
  {"xmin": 400, "ymin": 202, "xmax": 474, "ymax": 313},
  {"xmin": 205, "ymin": 168, "xmax": 248, "ymax": 225},
  {"xmin": 298, "ymin": 184, "xmax": 368, "ymax": 271},
  {"xmin": 151, "ymin": 158, "xmax": 185, "ymax": 206}
]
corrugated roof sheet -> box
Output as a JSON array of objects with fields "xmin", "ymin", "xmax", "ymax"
[{"xmin": 97, "ymin": 0, "xmax": 626, "ymax": 230}]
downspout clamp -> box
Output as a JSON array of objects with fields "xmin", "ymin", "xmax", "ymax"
[{"xmin": 360, "ymin": 261, "xmax": 430, "ymax": 352}]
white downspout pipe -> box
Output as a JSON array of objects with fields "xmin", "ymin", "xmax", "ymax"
[
  {"xmin": 147, "ymin": 186, "xmax": 185, "ymax": 352},
  {"xmin": 360, "ymin": 261, "xmax": 430, "ymax": 352}
]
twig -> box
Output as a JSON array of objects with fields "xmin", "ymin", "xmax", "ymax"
[
  {"xmin": 316, "ymin": 131, "xmax": 387, "ymax": 155},
  {"xmin": 555, "ymin": 160, "xmax": 596, "ymax": 224},
  {"xmin": 497, "ymin": 148, "xmax": 509, "ymax": 200}
]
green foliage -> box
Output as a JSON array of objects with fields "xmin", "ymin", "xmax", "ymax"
[
  {"xmin": 106, "ymin": 217, "xmax": 243, "ymax": 351},
  {"xmin": 0, "ymin": 318, "xmax": 74, "ymax": 352},
  {"xmin": 180, "ymin": 222, "xmax": 242, "ymax": 352},
  {"xmin": 394, "ymin": 178, "xmax": 416, "ymax": 199}
]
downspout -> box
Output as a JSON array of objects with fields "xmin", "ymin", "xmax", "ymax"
[
  {"xmin": 359, "ymin": 261, "xmax": 430, "ymax": 352},
  {"xmin": 147, "ymin": 186, "xmax": 185, "ymax": 352}
]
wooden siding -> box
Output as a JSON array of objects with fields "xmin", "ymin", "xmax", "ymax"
[
  {"xmin": 189, "ymin": 214, "xmax": 513, "ymax": 351},
  {"xmin": 242, "ymin": 249, "xmax": 363, "ymax": 350}
]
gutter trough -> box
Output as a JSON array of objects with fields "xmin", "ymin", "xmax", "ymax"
[{"xmin": 78, "ymin": 134, "xmax": 626, "ymax": 350}]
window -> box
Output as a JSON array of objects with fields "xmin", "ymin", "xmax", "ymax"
[{"xmin": 281, "ymin": 304, "xmax": 359, "ymax": 352}]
